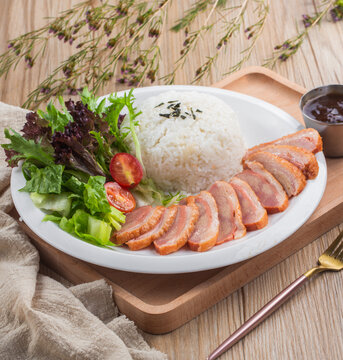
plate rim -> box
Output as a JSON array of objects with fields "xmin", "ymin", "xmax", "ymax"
[{"xmin": 11, "ymin": 85, "xmax": 327, "ymax": 274}]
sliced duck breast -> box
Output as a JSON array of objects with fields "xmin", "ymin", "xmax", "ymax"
[
  {"xmin": 230, "ymin": 177, "xmax": 268, "ymax": 231},
  {"xmin": 126, "ymin": 206, "xmax": 178, "ymax": 251},
  {"xmin": 208, "ymin": 181, "xmax": 246, "ymax": 244},
  {"xmin": 236, "ymin": 161, "xmax": 288, "ymax": 214},
  {"xmin": 154, "ymin": 203, "xmax": 199, "ymax": 255},
  {"xmin": 245, "ymin": 151, "xmax": 306, "ymax": 197},
  {"xmin": 228, "ymin": 190, "xmax": 247, "ymax": 239},
  {"xmin": 243, "ymin": 128, "xmax": 323, "ymax": 160},
  {"xmin": 188, "ymin": 191, "xmax": 219, "ymax": 252},
  {"xmin": 112, "ymin": 206, "xmax": 164, "ymax": 245},
  {"xmin": 246, "ymin": 145, "xmax": 319, "ymax": 179},
  {"xmin": 274, "ymin": 128, "xmax": 322, "ymax": 153}
]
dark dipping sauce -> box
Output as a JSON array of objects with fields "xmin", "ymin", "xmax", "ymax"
[{"xmin": 303, "ymin": 93, "xmax": 343, "ymax": 124}]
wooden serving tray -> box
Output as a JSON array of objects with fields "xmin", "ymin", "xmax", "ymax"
[{"xmin": 14, "ymin": 66, "xmax": 343, "ymax": 334}]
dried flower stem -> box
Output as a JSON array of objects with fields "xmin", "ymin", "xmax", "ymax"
[
  {"xmin": 192, "ymin": 0, "xmax": 250, "ymax": 82},
  {"xmin": 224, "ymin": 0, "xmax": 269, "ymax": 75},
  {"xmin": 162, "ymin": 0, "xmax": 220, "ymax": 84},
  {"xmin": 171, "ymin": 0, "xmax": 213, "ymax": 32},
  {"xmin": 263, "ymin": 0, "xmax": 335, "ymax": 67}
]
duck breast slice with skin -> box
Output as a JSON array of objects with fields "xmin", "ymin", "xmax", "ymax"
[
  {"xmin": 230, "ymin": 177, "xmax": 268, "ymax": 231},
  {"xmin": 245, "ymin": 151, "xmax": 306, "ymax": 197},
  {"xmin": 236, "ymin": 161, "xmax": 288, "ymax": 214},
  {"xmin": 126, "ymin": 206, "xmax": 178, "ymax": 251},
  {"xmin": 273, "ymin": 128, "xmax": 322, "ymax": 153},
  {"xmin": 154, "ymin": 203, "xmax": 199, "ymax": 255},
  {"xmin": 243, "ymin": 128, "xmax": 323, "ymax": 160},
  {"xmin": 208, "ymin": 181, "xmax": 246, "ymax": 244},
  {"xmin": 112, "ymin": 206, "xmax": 165, "ymax": 245},
  {"xmin": 245, "ymin": 145, "xmax": 319, "ymax": 179},
  {"xmin": 241, "ymin": 161, "xmax": 289, "ymax": 212},
  {"xmin": 188, "ymin": 191, "xmax": 220, "ymax": 252},
  {"xmin": 229, "ymin": 188, "xmax": 247, "ymax": 240}
]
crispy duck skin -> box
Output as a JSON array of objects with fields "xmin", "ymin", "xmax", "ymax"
[
  {"xmin": 154, "ymin": 202, "xmax": 199, "ymax": 255},
  {"xmin": 188, "ymin": 191, "xmax": 219, "ymax": 252},
  {"xmin": 112, "ymin": 206, "xmax": 165, "ymax": 244},
  {"xmin": 236, "ymin": 161, "xmax": 289, "ymax": 214},
  {"xmin": 243, "ymin": 128, "xmax": 323, "ymax": 160},
  {"xmin": 230, "ymin": 177, "xmax": 268, "ymax": 231},
  {"xmin": 208, "ymin": 181, "xmax": 246, "ymax": 244},
  {"xmin": 246, "ymin": 144, "xmax": 319, "ymax": 179},
  {"xmin": 126, "ymin": 205, "xmax": 178, "ymax": 251},
  {"xmin": 245, "ymin": 151, "xmax": 306, "ymax": 197}
]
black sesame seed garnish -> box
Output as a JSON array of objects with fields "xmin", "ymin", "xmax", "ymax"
[
  {"xmin": 159, "ymin": 113, "xmax": 170, "ymax": 118},
  {"xmin": 171, "ymin": 109, "xmax": 181, "ymax": 117},
  {"xmin": 155, "ymin": 102, "xmax": 164, "ymax": 108},
  {"xmin": 159, "ymin": 100, "xmax": 197, "ymax": 120}
]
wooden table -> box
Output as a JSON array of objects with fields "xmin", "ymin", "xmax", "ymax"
[{"xmin": 1, "ymin": 1, "xmax": 342, "ymax": 359}]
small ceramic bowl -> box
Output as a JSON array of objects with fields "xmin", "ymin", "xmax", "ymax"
[{"xmin": 300, "ymin": 84, "xmax": 343, "ymax": 157}]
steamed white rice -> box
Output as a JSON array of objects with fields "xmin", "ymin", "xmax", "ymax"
[{"xmin": 126, "ymin": 91, "xmax": 246, "ymax": 194}]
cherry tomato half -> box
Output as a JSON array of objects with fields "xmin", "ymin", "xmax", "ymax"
[
  {"xmin": 109, "ymin": 153, "xmax": 143, "ymax": 188},
  {"xmin": 104, "ymin": 181, "xmax": 136, "ymax": 213}
]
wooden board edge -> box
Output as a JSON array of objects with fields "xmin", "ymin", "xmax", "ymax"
[{"xmin": 212, "ymin": 66, "xmax": 308, "ymax": 95}]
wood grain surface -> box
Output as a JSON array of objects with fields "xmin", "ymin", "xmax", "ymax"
[{"xmin": 1, "ymin": 1, "xmax": 343, "ymax": 360}]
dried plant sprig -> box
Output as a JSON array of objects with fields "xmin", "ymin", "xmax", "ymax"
[
  {"xmin": 224, "ymin": 0, "xmax": 269, "ymax": 75},
  {"xmin": 162, "ymin": 0, "xmax": 221, "ymax": 84},
  {"xmin": 171, "ymin": 0, "xmax": 211, "ymax": 32},
  {"xmin": 170, "ymin": 0, "xmax": 228, "ymax": 32},
  {"xmin": 263, "ymin": 0, "xmax": 336, "ymax": 68},
  {"xmin": 192, "ymin": 0, "xmax": 250, "ymax": 82},
  {"xmin": 1, "ymin": 1, "xmax": 90, "ymax": 76}
]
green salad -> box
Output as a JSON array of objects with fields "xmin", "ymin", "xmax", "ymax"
[{"xmin": 2, "ymin": 88, "xmax": 182, "ymax": 248}]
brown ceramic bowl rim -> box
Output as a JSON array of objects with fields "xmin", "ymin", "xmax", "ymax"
[{"xmin": 300, "ymin": 84, "xmax": 343, "ymax": 127}]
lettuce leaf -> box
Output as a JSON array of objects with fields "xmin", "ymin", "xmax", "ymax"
[
  {"xmin": 134, "ymin": 177, "xmax": 185, "ymax": 206},
  {"xmin": 45, "ymin": 209, "xmax": 113, "ymax": 246},
  {"xmin": 30, "ymin": 192, "xmax": 72, "ymax": 217},
  {"xmin": 37, "ymin": 97, "xmax": 73, "ymax": 134},
  {"xmin": 20, "ymin": 163, "xmax": 64, "ymax": 194},
  {"xmin": 62, "ymin": 175, "xmax": 85, "ymax": 196},
  {"xmin": 2, "ymin": 128, "xmax": 54, "ymax": 167},
  {"xmin": 80, "ymin": 87, "xmax": 106, "ymax": 116},
  {"xmin": 83, "ymin": 176, "xmax": 111, "ymax": 215},
  {"xmin": 106, "ymin": 90, "xmax": 143, "ymax": 167}
]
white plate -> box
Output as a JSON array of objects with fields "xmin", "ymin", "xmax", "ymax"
[{"xmin": 11, "ymin": 86, "xmax": 327, "ymax": 274}]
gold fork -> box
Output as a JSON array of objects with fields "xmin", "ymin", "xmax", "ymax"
[{"xmin": 207, "ymin": 230, "xmax": 343, "ymax": 360}]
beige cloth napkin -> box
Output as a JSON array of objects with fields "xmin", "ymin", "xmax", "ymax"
[{"xmin": 0, "ymin": 102, "xmax": 167, "ymax": 360}]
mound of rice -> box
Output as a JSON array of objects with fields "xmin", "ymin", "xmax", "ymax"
[{"xmin": 126, "ymin": 91, "xmax": 246, "ymax": 194}]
